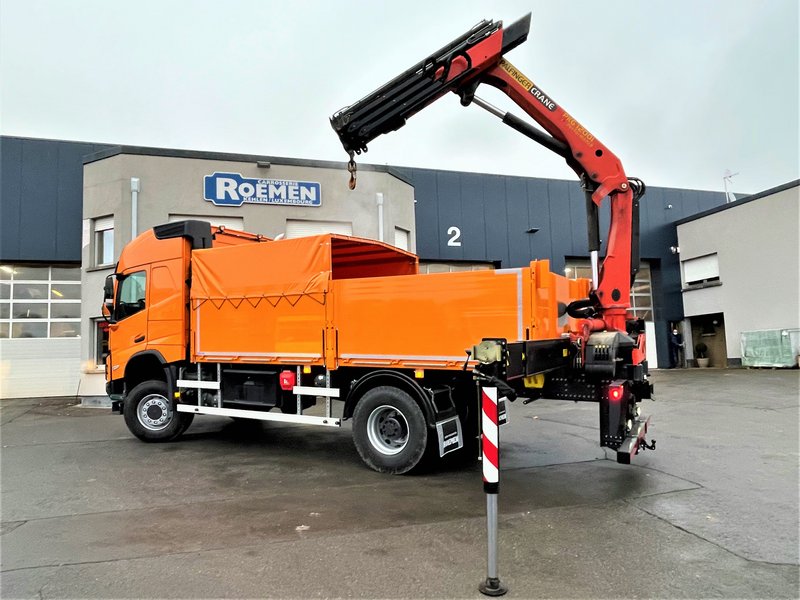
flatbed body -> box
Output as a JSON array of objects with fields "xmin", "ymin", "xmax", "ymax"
[{"xmin": 188, "ymin": 233, "xmax": 588, "ymax": 371}]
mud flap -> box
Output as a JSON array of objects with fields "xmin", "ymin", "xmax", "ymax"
[{"xmin": 436, "ymin": 416, "xmax": 463, "ymax": 457}]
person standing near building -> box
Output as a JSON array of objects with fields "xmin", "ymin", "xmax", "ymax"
[{"xmin": 669, "ymin": 326, "xmax": 684, "ymax": 368}]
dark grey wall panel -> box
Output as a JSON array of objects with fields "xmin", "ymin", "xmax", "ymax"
[
  {"xmin": 481, "ymin": 175, "xmax": 508, "ymax": 263},
  {"xmin": 1, "ymin": 138, "xmax": 108, "ymax": 263},
  {"xmin": 526, "ymin": 178, "xmax": 551, "ymax": 263},
  {"xmin": 505, "ymin": 177, "xmax": 531, "ymax": 267},
  {"xmin": 435, "ymin": 171, "xmax": 463, "ymax": 261},
  {"xmin": 408, "ymin": 168, "xmax": 439, "ymax": 260},
  {"xmin": 459, "ymin": 173, "xmax": 486, "ymax": 260},
  {"xmin": 0, "ymin": 138, "xmax": 23, "ymax": 259},
  {"xmin": 19, "ymin": 141, "xmax": 59, "ymax": 259}
]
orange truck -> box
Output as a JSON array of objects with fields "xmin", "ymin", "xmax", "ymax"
[{"xmin": 103, "ymin": 15, "xmax": 655, "ymax": 473}]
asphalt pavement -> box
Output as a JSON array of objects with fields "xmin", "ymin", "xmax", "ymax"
[{"xmin": 1, "ymin": 368, "xmax": 798, "ymax": 599}]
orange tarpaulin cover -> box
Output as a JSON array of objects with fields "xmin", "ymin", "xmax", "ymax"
[
  {"xmin": 191, "ymin": 234, "xmax": 418, "ymax": 305},
  {"xmin": 191, "ymin": 236, "xmax": 332, "ymax": 304},
  {"xmin": 189, "ymin": 235, "xmax": 419, "ymax": 363},
  {"xmin": 188, "ymin": 234, "xmax": 586, "ymax": 369}
]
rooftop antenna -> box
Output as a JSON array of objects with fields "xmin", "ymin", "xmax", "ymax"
[{"xmin": 723, "ymin": 169, "xmax": 739, "ymax": 203}]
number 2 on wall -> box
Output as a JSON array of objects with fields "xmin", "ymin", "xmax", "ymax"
[{"xmin": 447, "ymin": 226, "xmax": 462, "ymax": 247}]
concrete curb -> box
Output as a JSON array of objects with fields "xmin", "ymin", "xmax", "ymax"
[{"xmin": 80, "ymin": 396, "xmax": 112, "ymax": 409}]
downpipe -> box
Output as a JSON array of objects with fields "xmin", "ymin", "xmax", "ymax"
[
  {"xmin": 131, "ymin": 177, "xmax": 140, "ymax": 237},
  {"xmin": 376, "ymin": 192, "xmax": 384, "ymax": 242}
]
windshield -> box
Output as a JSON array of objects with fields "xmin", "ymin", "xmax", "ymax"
[{"xmin": 115, "ymin": 271, "xmax": 146, "ymax": 320}]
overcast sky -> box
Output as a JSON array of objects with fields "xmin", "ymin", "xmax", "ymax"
[{"xmin": 1, "ymin": 0, "xmax": 798, "ymax": 195}]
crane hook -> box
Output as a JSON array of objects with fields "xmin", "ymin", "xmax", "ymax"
[{"xmin": 347, "ymin": 153, "xmax": 357, "ymax": 190}]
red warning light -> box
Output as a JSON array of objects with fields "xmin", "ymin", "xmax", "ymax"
[
  {"xmin": 609, "ymin": 385, "xmax": 624, "ymax": 401},
  {"xmin": 279, "ymin": 370, "xmax": 296, "ymax": 391}
]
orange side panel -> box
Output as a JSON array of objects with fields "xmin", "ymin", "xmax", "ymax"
[
  {"xmin": 333, "ymin": 269, "xmax": 529, "ymax": 370},
  {"xmin": 529, "ymin": 259, "xmax": 591, "ymax": 339},
  {"xmin": 192, "ymin": 296, "xmax": 327, "ymax": 364},
  {"xmin": 185, "ymin": 235, "xmax": 589, "ymax": 370}
]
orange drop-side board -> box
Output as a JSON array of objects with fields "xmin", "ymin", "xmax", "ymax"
[
  {"xmin": 188, "ymin": 234, "xmax": 588, "ymax": 370},
  {"xmin": 332, "ymin": 262, "xmax": 588, "ymax": 370}
]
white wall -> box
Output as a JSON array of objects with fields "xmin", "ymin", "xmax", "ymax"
[
  {"xmin": 677, "ymin": 184, "xmax": 800, "ymax": 360},
  {"xmin": 0, "ymin": 338, "xmax": 82, "ymax": 398}
]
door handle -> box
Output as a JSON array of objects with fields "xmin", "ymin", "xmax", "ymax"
[{"xmin": 134, "ymin": 335, "xmax": 145, "ymax": 343}]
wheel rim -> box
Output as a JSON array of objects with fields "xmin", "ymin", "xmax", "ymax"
[
  {"xmin": 366, "ymin": 404, "xmax": 409, "ymax": 455},
  {"xmin": 137, "ymin": 393, "xmax": 172, "ymax": 431}
]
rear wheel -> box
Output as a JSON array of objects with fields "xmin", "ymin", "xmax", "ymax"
[
  {"xmin": 123, "ymin": 380, "xmax": 192, "ymax": 442},
  {"xmin": 352, "ymin": 386, "xmax": 428, "ymax": 474}
]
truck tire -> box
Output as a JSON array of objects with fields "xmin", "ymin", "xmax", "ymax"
[
  {"xmin": 123, "ymin": 380, "xmax": 192, "ymax": 442},
  {"xmin": 352, "ymin": 386, "xmax": 428, "ymax": 474}
]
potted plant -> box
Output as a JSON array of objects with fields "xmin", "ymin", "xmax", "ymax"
[{"xmin": 695, "ymin": 342, "xmax": 710, "ymax": 368}]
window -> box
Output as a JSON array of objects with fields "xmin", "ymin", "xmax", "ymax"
[
  {"xmin": 563, "ymin": 263, "xmax": 593, "ymax": 280},
  {"xmin": 419, "ymin": 261, "xmax": 496, "ymax": 274},
  {"xmin": 0, "ymin": 264, "xmax": 81, "ymax": 338},
  {"xmin": 682, "ymin": 253, "xmax": 719, "ymax": 287},
  {"xmin": 393, "ymin": 227, "xmax": 410, "ymax": 251},
  {"xmin": 116, "ymin": 271, "xmax": 147, "ymax": 320},
  {"xmin": 94, "ymin": 319, "xmax": 110, "ymax": 368},
  {"xmin": 630, "ymin": 263, "xmax": 654, "ymax": 321},
  {"xmin": 564, "ymin": 259, "xmax": 654, "ymax": 321},
  {"xmin": 94, "ymin": 216, "xmax": 115, "ymax": 267}
]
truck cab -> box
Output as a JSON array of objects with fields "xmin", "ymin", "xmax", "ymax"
[{"xmin": 103, "ymin": 221, "xmax": 264, "ymax": 403}]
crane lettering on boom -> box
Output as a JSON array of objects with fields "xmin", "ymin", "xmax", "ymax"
[
  {"xmin": 560, "ymin": 112, "xmax": 595, "ymax": 146},
  {"xmin": 531, "ymin": 87, "xmax": 557, "ymax": 111},
  {"xmin": 499, "ymin": 59, "xmax": 557, "ymax": 112}
]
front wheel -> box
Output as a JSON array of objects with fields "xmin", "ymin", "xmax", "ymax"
[
  {"xmin": 352, "ymin": 386, "xmax": 428, "ymax": 474},
  {"xmin": 123, "ymin": 380, "xmax": 192, "ymax": 442}
]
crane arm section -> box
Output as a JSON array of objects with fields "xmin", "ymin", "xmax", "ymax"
[{"xmin": 330, "ymin": 14, "xmax": 645, "ymax": 333}]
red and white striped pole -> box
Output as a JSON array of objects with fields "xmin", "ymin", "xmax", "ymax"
[{"xmin": 479, "ymin": 386, "xmax": 508, "ymax": 596}]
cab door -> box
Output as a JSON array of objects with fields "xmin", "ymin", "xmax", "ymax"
[
  {"xmin": 108, "ymin": 268, "xmax": 149, "ymax": 380},
  {"xmin": 146, "ymin": 258, "xmax": 187, "ymax": 365}
]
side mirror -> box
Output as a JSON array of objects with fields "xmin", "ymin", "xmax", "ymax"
[
  {"xmin": 102, "ymin": 275, "xmax": 116, "ymax": 322},
  {"xmin": 103, "ymin": 275, "xmax": 115, "ymax": 301}
]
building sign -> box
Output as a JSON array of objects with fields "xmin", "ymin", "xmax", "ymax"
[{"xmin": 203, "ymin": 172, "xmax": 321, "ymax": 207}]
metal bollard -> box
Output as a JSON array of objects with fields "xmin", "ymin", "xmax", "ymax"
[{"xmin": 478, "ymin": 386, "xmax": 508, "ymax": 596}]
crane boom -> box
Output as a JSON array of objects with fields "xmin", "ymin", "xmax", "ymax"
[{"xmin": 330, "ymin": 14, "xmax": 646, "ymax": 334}]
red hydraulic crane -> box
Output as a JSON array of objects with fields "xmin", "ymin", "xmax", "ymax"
[
  {"xmin": 331, "ymin": 14, "xmax": 646, "ymax": 338},
  {"xmin": 330, "ymin": 14, "xmax": 654, "ymax": 462}
]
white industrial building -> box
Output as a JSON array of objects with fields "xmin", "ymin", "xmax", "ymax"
[{"xmin": 677, "ymin": 180, "xmax": 800, "ymax": 367}]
